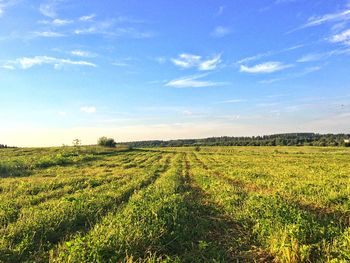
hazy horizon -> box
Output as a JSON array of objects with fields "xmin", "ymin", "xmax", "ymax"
[{"xmin": 1, "ymin": 0, "xmax": 350, "ymax": 147}]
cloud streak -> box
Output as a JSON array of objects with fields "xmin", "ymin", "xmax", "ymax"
[
  {"xmin": 32, "ymin": 31, "xmax": 65, "ymax": 37},
  {"xmin": 297, "ymin": 48, "xmax": 350, "ymax": 63},
  {"xmin": 329, "ymin": 28, "xmax": 350, "ymax": 45},
  {"xmin": 39, "ymin": 0, "xmax": 61, "ymax": 18},
  {"xmin": 165, "ymin": 74, "xmax": 222, "ymax": 88},
  {"xmin": 0, "ymin": 0, "xmax": 17, "ymax": 17},
  {"xmin": 79, "ymin": 14, "xmax": 96, "ymax": 21},
  {"xmin": 240, "ymin": 61, "xmax": 292, "ymax": 73},
  {"xmin": 171, "ymin": 53, "xmax": 222, "ymax": 71},
  {"xmin": 71, "ymin": 50, "xmax": 96, "ymax": 57},
  {"xmin": 289, "ymin": 7, "xmax": 350, "ymax": 33},
  {"xmin": 7, "ymin": 56, "xmax": 96, "ymax": 69}
]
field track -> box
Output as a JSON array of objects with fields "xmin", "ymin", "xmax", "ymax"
[{"xmin": 0, "ymin": 146, "xmax": 350, "ymax": 262}]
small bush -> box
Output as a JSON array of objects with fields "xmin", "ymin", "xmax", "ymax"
[
  {"xmin": 0, "ymin": 161, "xmax": 29, "ymax": 177},
  {"xmin": 98, "ymin": 137, "xmax": 117, "ymax": 148}
]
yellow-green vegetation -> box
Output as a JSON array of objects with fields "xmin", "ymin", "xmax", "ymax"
[{"xmin": 0, "ymin": 146, "xmax": 349, "ymax": 262}]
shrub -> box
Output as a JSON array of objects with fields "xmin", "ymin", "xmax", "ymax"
[{"xmin": 98, "ymin": 137, "xmax": 117, "ymax": 148}]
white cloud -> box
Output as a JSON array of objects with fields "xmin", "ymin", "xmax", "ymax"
[
  {"xmin": 217, "ymin": 99, "xmax": 245, "ymax": 104},
  {"xmin": 32, "ymin": 31, "xmax": 65, "ymax": 37},
  {"xmin": 198, "ymin": 54, "xmax": 222, "ymax": 70},
  {"xmin": 236, "ymin": 44, "xmax": 304, "ymax": 65},
  {"xmin": 297, "ymin": 48, "xmax": 350, "ymax": 62},
  {"xmin": 171, "ymin": 54, "xmax": 201, "ymax": 68},
  {"xmin": 79, "ymin": 14, "xmax": 96, "ymax": 21},
  {"xmin": 171, "ymin": 53, "xmax": 221, "ymax": 71},
  {"xmin": 74, "ymin": 21, "xmax": 153, "ymax": 39},
  {"xmin": 329, "ymin": 28, "xmax": 350, "ymax": 45},
  {"xmin": 111, "ymin": 57, "xmax": 137, "ymax": 67},
  {"xmin": 302, "ymin": 9, "xmax": 350, "ymax": 28},
  {"xmin": 0, "ymin": 64, "xmax": 15, "ymax": 70},
  {"xmin": 80, "ymin": 106, "xmax": 96, "ymax": 113},
  {"xmin": 259, "ymin": 66, "xmax": 322, "ymax": 84},
  {"xmin": 240, "ymin": 61, "xmax": 292, "ymax": 73},
  {"xmin": 259, "ymin": 78, "xmax": 284, "ymax": 84},
  {"xmin": 236, "ymin": 53, "xmax": 271, "ymax": 65},
  {"xmin": 297, "ymin": 53, "xmax": 325, "ymax": 63},
  {"xmin": 71, "ymin": 50, "xmax": 95, "ymax": 57},
  {"xmin": 165, "ymin": 74, "xmax": 222, "ymax": 88},
  {"xmin": 8, "ymin": 56, "xmax": 96, "ymax": 69},
  {"xmin": 0, "ymin": 0, "xmax": 17, "ymax": 17},
  {"xmin": 39, "ymin": 18, "xmax": 72, "ymax": 26},
  {"xmin": 210, "ymin": 26, "xmax": 231, "ymax": 38},
  {"xmin": 52, "ymin": 18, "xmax": 72, "ymax": 26}
]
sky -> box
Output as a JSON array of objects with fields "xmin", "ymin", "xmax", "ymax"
[{"xmin": 1, "ymin": 0, "xmax": 350, "ymax": 147}]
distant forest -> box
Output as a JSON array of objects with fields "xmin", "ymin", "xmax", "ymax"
[
  {"xmin": 121, "ymin": 133, "xmax": 350, "ymax": 148},
  {"xmin": 0, "ymin": 144, "xmax": 9, "ymax": 149}
]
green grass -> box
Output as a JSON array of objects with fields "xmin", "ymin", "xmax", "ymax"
[{"xmin": 0, "ymin": 146, "xmax": 349, "ymax": 262}]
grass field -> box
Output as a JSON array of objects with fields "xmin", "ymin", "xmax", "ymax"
[{"xmin": 0, "ymin": 146, "xmax": 349, "ymax": 262}]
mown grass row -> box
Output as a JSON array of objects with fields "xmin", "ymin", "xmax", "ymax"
[
  {"xmin": 188, "ymin": 152, "xmax": 350, "ymax": 262},
  {"xmin": 0, "ymin": 146, "xmax": 136, "ymax": 179},
  {"xmin": 50, "ymin": 153, "xmax": 259, "ymax": 262},
  {"xmin": 0, "ymin": 152, "xmax": 160, "ymax": 228},
  {"xmin": 0, "ymin": 152, "xmax": 171, "ymax": 262},
  {"xmin": 51, "ymin": 153, "xmax": 186, "ymax": 262},
  {"xmin": 194, "ymin": 148, "xmax": 350, "ymax": 213},
  {"xmin": 1, "ymin": 146, "xmax": 349, "ymax": 262}
]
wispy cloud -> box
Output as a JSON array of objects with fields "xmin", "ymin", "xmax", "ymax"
[
  {"xmin": 79, "ymin": 14, "xmax": 96, "ymax": 22},
  {"xmin": 0, "ymin": 0, "xmax": 17, "ymax": 17},
  {"xmin": 329, "ymin": 28, "xmax": 350, "ymax": 45},
  {"xmin": 71, "ymin": 50, "xmax": 96, "ymax": 57},
  {"xmin": 297, "ymin": 48, "xmax": 350, "ymax": 62},
  {"xmin": 172, "ymin": 54, "xmax": 201, "ymax": 68},
  {"xmin": 53, "ymin": 18, "xmax": 72, "ymax": 26},
  {"xmin": 165, "ymin": 74, "xmax": 222, "ymax": 88},
  {"xmin": 0, "ymin": 64, "xmax": 15, "ymax": 70},
  {"xmin": 259, "ymin": 66, "xmax": 322, "ymax": 84},
  {"xmin": 198, "ymin": 54, "xmax": 222, "ymax": 70},
  {"xmin": 39, "ymin": 0, "xmax": 62, "ymax": 18},
  {"xmin": 32, "ymin": 31, "xmax": 65, "ymax": 37},
  {"xmin": 80, "ymin": 106, "xmax": 96, "ymax": 113},
  {"xmin": 171, "ymin": 53, "xmax": 221, "ymax": 71},
  {"xmin": 74, "ymin": 20, "xmax": 153, "ymax": 39},
  {"xmin": 7, "ymin": 56, "xmax": 96, "ymax": 69},
  {"xmin": 297, "ymin": 53, "xmax": 325, "ymax": 63},
  {"xmin": 236, "ymin": 44, "xmax": 304, "ymax": 64},
  {"xmin": 111, "ymin": 57, "xmax": 137, "ymax": 67},
  {"xmin": 290, "ymin": 8, "xmax": 350, "ymax": 32},
  {"xmin": 39, "ymin": 18, "xmax": 73, "ymax": 26},
  {"xmin": 210, "ymin": 26, "xmax": 231, "ymax": 38},
  {"xmin": 216, "ymin": 99, "xmax": 246, "ymax": 104},
  {"xmin": 240, "ymin": 61, "xmax": 292, "ymax": 73},
  {"xmin": 305, "ymin": 9, "xmax": 350, "ymax": 28},
  {"xmin": 259, "ymin": 78, "xmax": 284, "ymax": 84}
]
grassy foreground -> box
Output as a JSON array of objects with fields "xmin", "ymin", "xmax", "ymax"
[{"xmin": 0, "ymin": 146, "xmax": 349, "ymax": 262}]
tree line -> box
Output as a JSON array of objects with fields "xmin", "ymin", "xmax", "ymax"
[{"xmin": 120, "ymin": 133, "xmax": 350, "ymax": 148}]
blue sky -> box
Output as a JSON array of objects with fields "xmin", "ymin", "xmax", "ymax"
[{"xmin": 1, "ymin": 0, "xmax": 350, "ymax": 146}]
